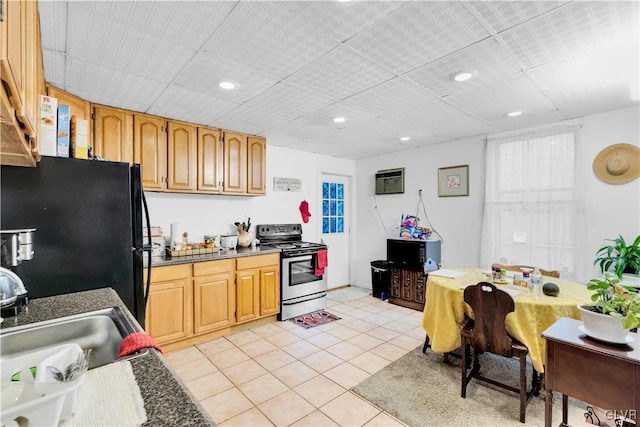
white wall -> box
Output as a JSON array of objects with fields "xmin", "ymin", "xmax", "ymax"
[
  {"xmin": 144, "ymin": 145, "xmax": 355, "ymax": 246},
  {"xmin": 353, "ymin": 106, "xmax": 640, "ymax": 288},
  {"xmin": 353, "ymin": 137, "xmax": 487, "ymax": 287},
  {"xmin": 582, "ymin": 106, "xmax": 640, "ymax": 278}
]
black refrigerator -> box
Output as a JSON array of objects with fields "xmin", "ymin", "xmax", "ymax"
[{"xmin": 1, "ymin": 157, "xmax": 151, "ymax": 328}]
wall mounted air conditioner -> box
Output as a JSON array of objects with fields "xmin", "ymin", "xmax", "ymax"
[{"xmin": 375, "ymin": 167, "xmax": 404, "ymax": 195}]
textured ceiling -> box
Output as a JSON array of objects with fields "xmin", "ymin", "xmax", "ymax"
[{"xmin": 39, "ymin": 1, "xmax": 639, "ymax": 160}]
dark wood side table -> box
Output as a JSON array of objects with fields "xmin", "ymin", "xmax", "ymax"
[
  {"xmin": 389, "ymin": 267, "xmax": 426, "ymax": 311},
  {"xmin": 542, "ymin": 317, "xmax": 639, "ymax": 427}
]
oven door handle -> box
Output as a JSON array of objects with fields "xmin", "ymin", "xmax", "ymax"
[
  {"xmin": 284, "ymin": 254, "xmax": 314, "ymax": 262},
  {"xmin": 282, "ymin": 291, "xmax": 327, "ymax": 306}
]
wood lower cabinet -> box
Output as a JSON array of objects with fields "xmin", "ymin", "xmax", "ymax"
[
  {"xmin": 144, "ymin": 264, "xmax": 192, "ymax": 346},
  {"xmin": 236, "ymin": 253, "xmax": 280, "ymax": 323},
  {"xmin": 389, "ymin": 267, "xmax": 426, "ymax": 311},
  {"xmin": 92, "ymin": 105, "xmax": 133, "ymax": 163},
  {"xmin": 134, "ymin": 113, "xmax": 167, "ymax": 190},
  {"xmin": 145, "ymin": 254, "xmax": 279, "ymax": 350},
  {"xmin": 193, "ymin": 259, "xmax": 235, "ymax": 334},
  {"xmin": 236, "ymin": 268, "xmax": 260, "ymax": 323}
]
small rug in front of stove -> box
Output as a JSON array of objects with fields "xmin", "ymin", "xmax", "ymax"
[{"xmin": 290, "ymin": 310, "xmax": 341, "ymax": 329}]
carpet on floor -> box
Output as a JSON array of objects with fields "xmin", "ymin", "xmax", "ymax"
[
  {"xmin": 290, "ymin": 310, "xmax": 341, "ymax": 329},
  {"xmin": 352, "ymin": 346, "xmax": 589, "ymax": 427}
]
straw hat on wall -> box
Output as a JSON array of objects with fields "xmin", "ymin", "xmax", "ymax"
[{"xmin": 592, "ymin": 143, "xmax": 640, "ymax": 184}]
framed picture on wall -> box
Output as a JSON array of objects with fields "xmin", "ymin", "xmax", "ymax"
[{"xmin": 438, "ymin": 165, "xmax": 469, "ymax": 197}]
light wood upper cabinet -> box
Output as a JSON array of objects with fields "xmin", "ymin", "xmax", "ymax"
[
  {"xmin": 1, "ymin": 0, "xmax": 44, "ymax": 167},
  {"xmin": 222, "ymin": 131, "xmax": 247, "ymax": 194},
  {"xmin": 134, "ymin": 113, "xmax": 167, "ymax": 190},
  {"xmin": 167, "ymin": 120, "xmax": 197, "ymax": 191},
  {"xmin": 48, "ymin": 85, "xmax": 92, "ymax": 148},
  {"xmin": 2, "ymin": 0, "xmax": 25, "ymax": 124},
  {"xmin": 247, "ymin": 136, "xmax": 266, "ymax": 195},
  {"xmin": 92, "ymin": 105, "xmax": 133, "ymax": 164},
  {"xmin": 197, "ymin": 126, "xmax": 222, "ymax": 192}
]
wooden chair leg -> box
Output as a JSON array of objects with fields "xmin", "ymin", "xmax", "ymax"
[
  {"xmin": 519, "ymin": 353, "xmax": 526, "ymax": 423},
  {"xmin": 461, "ymin": 337, "xmax": 468, "ymax": 398},
  {"xmin": 422, "ymin": 334, "xmax": 430, "ymax": 354},
  {"xmin": 532, "ymin": 370, "xmax": 540, "ymax": 396}
]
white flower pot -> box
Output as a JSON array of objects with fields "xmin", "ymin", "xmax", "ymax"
[{"xmin": 577, "ymin": 304, "xmax": 630, "ymax": 344}]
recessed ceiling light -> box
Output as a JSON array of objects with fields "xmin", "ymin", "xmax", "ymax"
[
  {"xmin": 506, "ymin": 111, "xmax": 522, "ymax": 117},
  {"xmin": 333, "ymin": 117, "xmax": 347, "ymax": 123},
  {"xmin": 219, "ymin": 81, "xmax": 236, "ymax": 90},
  {"xmin": 452, "ymin": 70, "xmax": 477, "ymax": 82},
  {"xmin": 400, "ymin": 137, "xmax": 411, "ymax": 141}
]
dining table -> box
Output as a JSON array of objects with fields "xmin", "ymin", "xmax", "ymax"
[{"xmin": 421, "ymin": 268, "xmax": 593, "ymax": 373}]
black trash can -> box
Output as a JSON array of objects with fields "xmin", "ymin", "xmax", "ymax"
[{"xmin": 370, "ymin": 260, "xmax": 393, "ymax": 299}]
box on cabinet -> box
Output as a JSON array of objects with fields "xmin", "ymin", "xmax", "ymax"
[
  {"xmin": 70, "ymin": 116, "xmax": 88, "ymax": 159},
  {"xmin": 39, "ymin": 95, "xmax": 58, "ymax": 157},
  {"xmin": 57, "ymin": 105, "xmax": 70, "ymax": 158}
]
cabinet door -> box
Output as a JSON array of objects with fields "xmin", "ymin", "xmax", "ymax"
[
  {"xmin": 48, "ymin": 85, "xmax": 92, "ymax": 148},
  {"xmin": 2, "ymin": 0, "xmax": 25, "ymax": 119},
  {"xmin": 193, "ymin": 271, "xmax": 234, "ymax": 334},
  {"xmin": 167, "ymin": 120, "xmax": 197, "ymax": 191},
  {"xmin": 134, "ymin": 114, "xmax": 166, "ymax": 190},
  {"xmin": 197, "ymin": 126, "xmax": 222, "ymax": 192},
  {"xmin": 93, "ymin": 105, "xmax": 133, "ymax": 163},
  {"xmin": 22, "ymin": 0, "xmax": 38, "ymax": 137},
  {"xmin": 260, "ymin": 266, "xmax": 280, "ymax": 316},
  {"xmin": 247, "ymin": 136, "xmax": 266, "ymax": 195},
  {"xmin": 145, "ymin": 277, "xmax": 191, "ymax": 345},
  {"xmin": 236, "ymin": 269, "xmax": 259, "ymax": 323},
  {"xmin": 222, "ymin": 131, "xmax": 247, "ymax": 194}
]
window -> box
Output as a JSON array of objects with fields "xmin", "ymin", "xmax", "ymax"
[
  {"xmin": 480, "ymin": 124, "xmax": 585, "ymax": 280},
  {"xmin": 322, "ymin": 181, "xmax": 344, "ymax": 234}
]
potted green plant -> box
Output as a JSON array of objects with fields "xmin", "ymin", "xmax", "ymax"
[
  {"xmin": 594, "ymin": 234, "xmax": 640, "ymax": 279},
  {"xmin": 578, "ymin": 274, "xmax": 640, "ymax": 343}
]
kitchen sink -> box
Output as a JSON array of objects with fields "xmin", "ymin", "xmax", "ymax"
[{"xmin": 0, "ymin": 307, "xmax": 146, "ymax": 369}]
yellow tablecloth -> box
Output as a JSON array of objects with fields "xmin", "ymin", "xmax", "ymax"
[{"xmin": 421, "ymin": 268, "xmax": 592, "ymax": 373}]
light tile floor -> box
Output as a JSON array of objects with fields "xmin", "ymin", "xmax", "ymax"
[{"xmin": 165, "ymin": 288, "xmax": 423, "ymax": 426}]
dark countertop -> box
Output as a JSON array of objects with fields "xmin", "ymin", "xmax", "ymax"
[
  {"xmin": 0, "ymin": 288, "xmax": 215, "ymax": 426},
  {"xmin": 148, "ymin": 245, "xmax": 281, "ymax": 268}
]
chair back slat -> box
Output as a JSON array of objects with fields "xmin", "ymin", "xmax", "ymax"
[{"xmin": 464, "ymin": 281, "xmax": 515, "ymax": 357}]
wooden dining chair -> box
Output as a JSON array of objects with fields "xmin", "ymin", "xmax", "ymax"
[
  {"xmin": 460, "ymin": 281, "xmax": 540, "ymax": 423},
  {"xmin": 492, "ymin": 263, "xmax": 560, "ymax": 278}
]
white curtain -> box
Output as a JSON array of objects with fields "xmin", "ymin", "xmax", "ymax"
[{"xmin": 480, "ymin": 123, "xmax": 587, "ymax": 282}]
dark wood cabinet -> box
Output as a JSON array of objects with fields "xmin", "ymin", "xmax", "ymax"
[{"xmin": 389, "ymin": 267, "xmax": 426, "ymax": 311}]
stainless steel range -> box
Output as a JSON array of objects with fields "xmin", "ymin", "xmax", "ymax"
[{"xmin": 256, "ymin": 224, "xmax": 328, "ymax": 320}]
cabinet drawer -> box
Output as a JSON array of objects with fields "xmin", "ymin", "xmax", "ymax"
[
  {"xmin": 193, "ymin": 259, "xmax": 235, "ymax": 277},
  {"xmin": 236, "ymin": 253, "xmax": 280, "ymax": 270},
  {"xmin": 145, "ymin": 264, "xmax": 190, "ymax": 282}
]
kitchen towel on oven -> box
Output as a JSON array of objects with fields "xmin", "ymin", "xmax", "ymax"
[{"xmin": 315, "ymin": 249, "xmax": 328, "ymax": 276}]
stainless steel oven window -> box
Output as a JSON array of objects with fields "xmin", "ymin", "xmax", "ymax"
[{"xmin": 288, "ymin": 256, "xmax": 323, "ymax": 286}]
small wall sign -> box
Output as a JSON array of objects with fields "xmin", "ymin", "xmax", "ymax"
[{"xmin": 274, "ymin": 177, "xmax": 302, "ymax": 192}]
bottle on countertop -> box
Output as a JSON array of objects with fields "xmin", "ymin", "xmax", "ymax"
[
  {"xmin": 531, "ymin": 267, "xmax": 543, "ymax": 299},
  {"xmin": 520, "ymin": 268, "xmax": 532, "ymax": 289}
]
